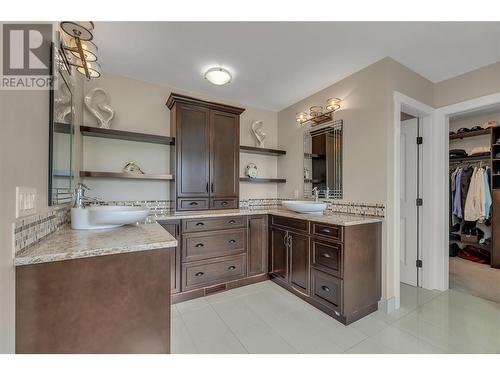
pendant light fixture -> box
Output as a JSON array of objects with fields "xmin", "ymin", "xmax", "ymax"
[{"xmin": 60, "ymin": 21, "xmax": 101, "ymax": 79}]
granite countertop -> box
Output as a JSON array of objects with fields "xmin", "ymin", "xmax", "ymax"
[
  {"xmin": 14, "ymin": 223, "xmax": 177, "ymax": 266},
  {"xmin": 153, "ymin": 208, "xmax": 384, "ymax": 226}
]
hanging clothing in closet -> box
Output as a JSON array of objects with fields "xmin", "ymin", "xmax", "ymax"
[
  {"xmin": 464, "ymin": 166, "xmax": 492, "ymax": 222},
  {"xmin": 450, "ymin": 165, "xmax": 492, "ymax": 222}
]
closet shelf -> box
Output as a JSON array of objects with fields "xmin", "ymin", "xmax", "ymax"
[
  {"xmin": 449, "ymin": 129, "xmax": 491, "ymax": 140},
  {"xmin": 80, "ymin": 171, "xmax": 174, "ymax": 180},
  {"xmin": 239, "ymin": 177, "xmax": 286, "ymax": 183},
  {"xmin": 80, "ymin": 126, "xmax": 175, "ymax": 145},
  {"xmin": 240, "ymin": 145, "xmax": 286, "ymax": 156},
  {"xmin": 449, "ymin": 155, "xmax": 491, "ymax": 163}
]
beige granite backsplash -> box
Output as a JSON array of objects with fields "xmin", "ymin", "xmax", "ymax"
[{"xmin": 14, "ymin": 206, "xmax": 70, "ymax": 255}]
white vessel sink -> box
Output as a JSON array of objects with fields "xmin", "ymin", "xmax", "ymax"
[
  {"xmin": 71, "ymin": 206, "xmax": 150, "ymax": 230},
  {"xmin": 282, "ymin": 200, "xmax": 327, "ymax": 215}
]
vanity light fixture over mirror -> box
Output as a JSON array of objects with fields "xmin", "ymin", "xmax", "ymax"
[
  {"xmin": 296, "ymin": 97, "xmax": 342, "ymax": 126},
  {"xmin": 204, "ymin": 67, "xmax": 232, "ymax": 85},
  {"xmin": 60, "ymin": 21, "xmax": 101, "ymax": 79}
]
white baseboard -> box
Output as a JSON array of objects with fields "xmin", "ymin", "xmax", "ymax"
[{"xmin": 378, "ymin": 296, "xmax": 400, "ymax": 313}]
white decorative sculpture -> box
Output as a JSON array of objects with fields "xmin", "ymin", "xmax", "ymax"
[
  {"xmin": 84, "ymin": 88, "xmax": 115, "ymax": 129},
  {"xmin": 54, "ymin": 79, "xmax": 72, "ymax": 123},
  {"xmin": 251, "ymin": 120, "xmax": 266, "ymax": 147}
]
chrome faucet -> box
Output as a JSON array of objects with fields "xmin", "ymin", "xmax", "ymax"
[
  {"xmin": 73, "ymin": 183, "xmax": 100, "ymax": 208},
  {"xmin": 311, "ymin": 187, "xmax": 320, "ymax": 202}
]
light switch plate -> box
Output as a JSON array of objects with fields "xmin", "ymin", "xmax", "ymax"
[{"xmin": 16, "ymin": 186, "xmax": 37, "ymax": 218}]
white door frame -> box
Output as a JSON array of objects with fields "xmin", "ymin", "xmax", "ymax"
[
  {"xmin": 391, "ymin": 92, "xmax": 434, "ymax": 309},
  {"xmin": 433, "ymin": 92, "xmax": 500, "ymax": 291}
]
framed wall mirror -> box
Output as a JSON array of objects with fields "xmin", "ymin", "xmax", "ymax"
[
  {"xmin": 48, "ymin": 39, "xmax": 75, "ymax": 206},
  {"xmin": 303, "ymin": 120, "xmax": 343, "ymax": 199}
]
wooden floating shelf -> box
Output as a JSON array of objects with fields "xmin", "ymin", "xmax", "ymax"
[
  {"xmin": 449, "ymin": 129, "xmax": 490, "ymax": 140},
  {"xmin": 80, "ymin": 171, "xmax": 174, "ymax": 180},
  {"xmin": 80, "ymin": 126, "xmax": 175, "ymax": 145},
  {"xmin": 54, "ymin": 122, "xmax": 72, "ymax": 134},
  {"xmin": 239, "ymin": 177, "xmax": 286, "ymax": 183},
  {"xmin": 240, "ymin": 145, "xmax": 286, "ymax": 156}
]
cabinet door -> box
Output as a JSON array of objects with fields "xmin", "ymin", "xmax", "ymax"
[
  {"xmin": 248, "ymin": 215, "xmax": 268, "ymax": 276},
  {"xmin": 209, "ymin": 110, "xmax": 239, "ymax": 199},
  {"xmin": 160, "ymin": 221, "xmax": 181, "ymax": 294},
  {"xmin": 270, "ymin": 227, "xmax": 288, "ymax": 281},
  {"xmin": 289, "ymin": 232, "xmax": 310, "ymax": 294},
  {"xmin": 176, "ymin": 105, "xmax": 210, "ymax": 198}
]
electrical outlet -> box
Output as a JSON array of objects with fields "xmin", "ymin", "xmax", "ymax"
[{"xmin": 16, "ymin": 187, "xmax": 37, "ymax": 218}]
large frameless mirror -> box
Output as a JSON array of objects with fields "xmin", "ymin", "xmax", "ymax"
[
  {"xmin": 48, "ymin": 38, "xmax": 75, "ymax": 206},
  {"xmin": 303, "ymin": 120, "xmax": 343, "ymax": 199}
]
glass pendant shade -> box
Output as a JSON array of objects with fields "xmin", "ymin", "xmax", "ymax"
[
  {"xmin": 69, "ymin": 38, "xmax": 98, "ymax": 62},
  {"xmin": 60, "ymin": 21, "xmax": 94, "ymax": 41},
  {"xmin": 77, "ymin": 61, "xmax": 101, "ymax": 78}
]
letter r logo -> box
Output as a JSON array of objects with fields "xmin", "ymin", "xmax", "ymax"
[{"xmin": 2, "ymin": 23, "xmax": 52, "ymax": 76}]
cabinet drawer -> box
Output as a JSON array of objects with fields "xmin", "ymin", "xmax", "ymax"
[
  {"xmin": 177, "ymin": 198, "xmax": 209, "ymax": 211},
  {"xmin": 210, "ymin": 198, "xmax": 238, "ymax": 209},
  {"xmin": 182, "ymin": 254, "xmax": 246, "ymax": 291},
  {"xmin": 183, "ymin": 228, "xmax": 246, "ymax": 262},
  {"xmin": 312, "ymin": 222, "xmax": 343, "ymax": 242},
  {"xmin": 311, "ymin": 239, "xmax": 342, "ymax": 278},
  {"xmin": 271, "ymin": 215, "xmax": 309, "ymax": 234},
  {"xmin": 182, "ymin": 216, "xmax": 245, "ymax": 233},
  {"xmin": 311, "ymin": 268, "xmax": 342, "ymax": 313}
]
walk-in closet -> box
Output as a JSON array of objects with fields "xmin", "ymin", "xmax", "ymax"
[{"xmin": 449, "ymin": 107, "xmax": 500, "ymax": 302}]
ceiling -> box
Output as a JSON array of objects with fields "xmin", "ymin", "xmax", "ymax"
[{"xmin": 94, "ymin": 22, "xmax": 500, "ymax": 111}]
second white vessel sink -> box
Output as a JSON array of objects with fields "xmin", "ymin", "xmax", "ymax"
[
  {"xmin": 282, "ymin": 200, "xmax": 327, "ymax": 215},
  {"xmin": 71, "ymin": 206, "xmax": 150, "ymax": 230}
]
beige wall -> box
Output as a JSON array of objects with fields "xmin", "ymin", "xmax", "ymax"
[
  {"xmin": 0, "ymin": 79, "xmax": 83, "ymax": 353},
  {"xmin": 277, "ymin": 57, "xmax": 434, "ymax": 301},
  {"xmin": 82, "ymin": 73, "xmax": 279, "ymax": 201},
  {"xmin": 434, "ymin": 61, "xmax": 500, "ymax": 108}
]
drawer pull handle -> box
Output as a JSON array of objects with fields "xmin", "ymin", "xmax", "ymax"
[
  {"xmin": 228, "ymin": 239, "xmax": 236, "ymax": 244},
  {"xmin": 321, "ymin": 285, "xmax": 331, "ymax": 293},
  {"xmin": 321, "ymin": 228, "xmax": 332, "ymax": 234},
  {"xmin": 228, "ymin": 220, "xmax": 236, "ymax": 224},
  {"xmin": 221, "ymin": 201, "xmax": 228, "ymax": 206},
  {"xmin": 195, "ymin": 222, "xmax": 204, "ymax": 226},
  {"xmin": 195, "ymin": 243, "xmax": 204, "ymax": 248},
  {"xmin": 190, "ymin": 202, "xmax": 199, "ymax": 206},
  {"xmin": 321, "ymin": 252, "xmax": 332, "ymax": 258},
  {"xmin": 228, "ymin": 266, "xmax": 236, "ymax": 271},
  {"xmin": 195, "ymin": 272, "xmax": 204, "ymax": 277}
]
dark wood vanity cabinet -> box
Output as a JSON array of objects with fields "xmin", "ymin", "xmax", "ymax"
[
  {"xmin": 269, "ymin": 217, "xmax": 310, "ymax": 295},
  {"xmin": 159, "ymin": 220, "xmax": 181, "ymax": 294},
  {"xmin": 269, "ymin": 215, "xmax": 381, "ymax": 325},
  {"xmin": 167, "ymin": 93, "xmax": 244, "ymax": 211},
  {"xmin": 247, "ymin": 215, "xmax": 268, "ymax": 276},
  {"xmin": 270, "ymin": 227, "xmax": 288, "ymax": 280}
]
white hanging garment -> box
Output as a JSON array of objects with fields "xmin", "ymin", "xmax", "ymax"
[{"xmin": 464, "ymin": 167, "xmax": 483, "ymax": 221}]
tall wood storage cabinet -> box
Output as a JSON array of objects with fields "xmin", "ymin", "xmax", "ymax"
[{"xmin": 167, "ymin": 94, "xmax": 245, "ymax": 211}]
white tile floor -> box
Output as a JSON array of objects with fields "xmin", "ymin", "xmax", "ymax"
[{"xmin": 171, "ymin": 280, "xmax": 500, "ymax": 354}]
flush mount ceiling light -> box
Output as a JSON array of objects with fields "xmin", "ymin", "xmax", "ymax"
[
  {"xmin": 60, "ymin": 21, "xmax": 100, "ymax": 80},
  {"xmin": 204, "ymin": 67, "xmax": 232, "ymax": 85},
  {"xmin": 296, "ymin": 98, "xmax": 342, "ymax": 126}
]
